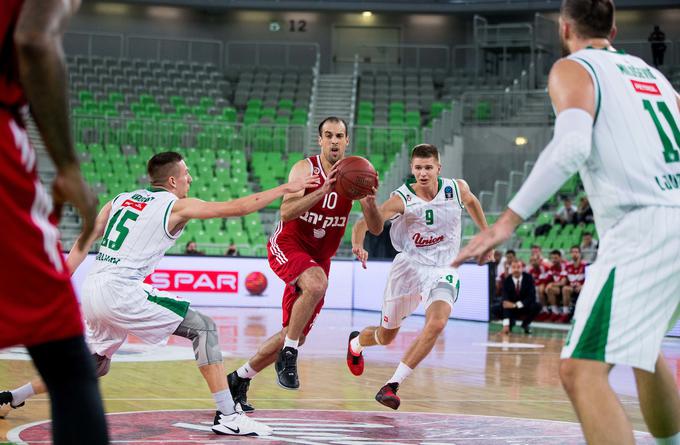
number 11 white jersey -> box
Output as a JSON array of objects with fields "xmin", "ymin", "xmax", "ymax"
[
  {"xmin": 567, "ymin": 47, "xmax": 680, "ymax": 236},
  {"xmin": 89, "ymin": 188, "xmax": 183, "ymax": 281}
]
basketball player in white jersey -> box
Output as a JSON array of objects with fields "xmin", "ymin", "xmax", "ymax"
[
  {"xmin": 454, "ymin": 1, "xmax": 680, "ymax": 443},
  {"xmin": 1, "ymin": 151, "xmax": 318, "ymax": 437},
  {"xmin": 347, "ymin": 144, "xmax": 491, "ymax": 409}
]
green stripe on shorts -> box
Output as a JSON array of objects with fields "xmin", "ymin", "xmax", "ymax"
[
  {"xmin": 571, "ymin": 268, "xmax": 615, "ymax": 361},
  {"xmin": 145, "ymin": 291, "xmax": 190, "ymax": 318}
]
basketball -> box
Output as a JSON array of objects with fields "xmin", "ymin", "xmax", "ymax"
[
  {"xmin": 334, "ymin": 156, "xmax": 378, "ymax": 201},
  {"xmin": 245, "ymin": 271, "xmax": 267, "ymax": 295}
]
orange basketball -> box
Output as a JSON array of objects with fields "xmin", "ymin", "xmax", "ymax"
[
  {"xmin": 245, "ymin": 271, "xmax": 267, "ymax": 296},
  {"xmin": 334, "ymin": 156, "xmax": 378, "ymax": 201}
]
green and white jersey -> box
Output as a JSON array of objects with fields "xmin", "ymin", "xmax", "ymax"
[
  {"xmin": 89, "ymin": 188, "xmax": 183, "ymax": 281},
  {"xmin": 390, "ymin": 178, "xmax": 464, "ymax": 267},
  {"xmin": 567, "ymin": 47, "xmax": 680, "ymax": 236}
]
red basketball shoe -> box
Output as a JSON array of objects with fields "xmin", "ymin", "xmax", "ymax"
[
  {"xmin": 346, "ymin": 331, "xmax": 364, "ymax": 376},
  {"xmin": 375, "ymin": 382, "xmax": 400, "ymax": 410}
]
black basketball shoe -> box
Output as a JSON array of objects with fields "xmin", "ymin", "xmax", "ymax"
[
  {"xmin": 275, "ymin": 347, "xmax": 299, "ymax": 390},
  {"xmin": 227, "ymin": 371, "xmax": 254, "ymax": 412}
]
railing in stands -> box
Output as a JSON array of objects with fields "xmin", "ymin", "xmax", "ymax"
[{"xmin": 225, "ymin": 41, "xmax": 320, "ymax": 68}]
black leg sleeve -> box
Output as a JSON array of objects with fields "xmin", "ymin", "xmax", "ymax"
[{"xmin": 27, "ymin": 336, "xmax": 109, "ymax": 445}]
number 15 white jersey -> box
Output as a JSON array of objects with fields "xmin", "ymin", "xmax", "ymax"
[
  {"xmin": 567, "ymin": 47, "xmax": 680, "ymax": 236},
  {"xmin": 89, "ymin": 188, "xmax": 183, "ymax": 281}
]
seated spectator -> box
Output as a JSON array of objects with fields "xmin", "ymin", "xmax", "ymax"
[
  {"xmin": 576, "ymin": 196, "xmax": 594, "ymax": 224},
  {"xmin": 580, "ymin": 231, "xmax": 598, "ymax": 263},
  {"xmin": 554, "ymin": 197, "xmax": 577, "ymax": 226},
  {"xmin": 528, "ymin": 254, "xmax": 548, "ymax": 307},
  {"xmin": 501, "ymin": 260, "xmax": 542, "ymax": 335},
  {"xmin": 538, "ymin": 250, "xmax": 568, "ymax": 322},
  {"xmin": 562, "ymin": 246, "xmax": 587, "ymax": 323},
  {"xmin": 225, "ymin": 243, "xmax": 239, "ymax": 257},
  {"xmin": 185, "ymin": 240, "xmax": 205, "ymax": 255},
  {"xmin": 497, "ymin": 250, "xmax": 525, "ymax": 293}
]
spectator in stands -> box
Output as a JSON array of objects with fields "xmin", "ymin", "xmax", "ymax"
[
  {"xmin": 576, "ymin": 196, "xmax": 593, "ymax": 224},
  {"xmin": 501, "ymin": 260, "xmax": 542, "ymax": 335},
  {"xmin": 554, "ymin": 196, "xmax": 577, "ymax": 226},
  {"xmin": 541, "ymin": 250, "xmax": 568, "ymax": 322},
  {"xmin": 563, "ymin": 246, "xmax": 586, "ymax": 323},
  {"xmin": 185, "ymin": 241, "xmax": 205, "ymax": 255},
  {"xmin": 528, "ymin": 254, "xmax": 548, "ymax": 308},
  {"xmin": 225, "ymin": 243, "xmax": 239, "ymax": 257},
  {"xmin": 648, "ymin": 25, "xmax": 667, "ymax": 67},
  {"xmin": 580, "ymin": 231, "xmax": 598, "ymax": 263}
]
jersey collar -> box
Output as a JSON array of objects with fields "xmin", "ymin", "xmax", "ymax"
[
  {"xmin": 146, "ymin": 186, "xmax": 167, "ymax": 193},
  {"xmin": 405, "ymin": 177, "xmax": 443, "ymax": 201}
]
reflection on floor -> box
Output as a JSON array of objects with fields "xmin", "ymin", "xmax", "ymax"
[{"xmin": 1, "ymin": 307, "xmax": 678, "ymax": 444}]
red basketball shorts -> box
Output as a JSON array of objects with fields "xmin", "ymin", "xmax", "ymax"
[
  {"xmin": 267, "ymin": 237, "xmax": 331, "ymax": 336},
  {"xmin": 0, "ymin": 113, "xmax": 83, "ymax": 348}
]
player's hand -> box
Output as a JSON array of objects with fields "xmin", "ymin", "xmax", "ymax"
[
  {"xmin": 360, "ymin": 186, "xmax": 378, "ymax": 206},
  {"xmin": 452, "ymin": 211, "xmax": 520, "ymax": 267},
  {"xmin": 52, "ymin": 164, "xmax": 98, "ymax": 251},
  {"xmin": 284, "ymin": 175, "xmax": 320, "ymax": 194},
  {"xmin": 321, "ymin": 166, "xmax": 338, "ymax": 193},
  {"xmin": 352, "ymin": 245, "xmax": 369, "ymax": 269}
]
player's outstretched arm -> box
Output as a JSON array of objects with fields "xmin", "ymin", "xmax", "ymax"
[
  {"xmin": 351, "ymin": 195, "xmax": 404, "ymax": 269},
  {"xmin": 66, "ymin": 201, "xmax": 113, "ymax": 275},
  {"xmin": 457, "ymin": 179, "xmax": 494, "ymax": 263},
  {"xmin": 15, "ymin": 0, "xmax": 98, "ymax": 249},
  {"xmin": 170, "ymin": 175, "xmax": 319, "ymax": 226},
  {"xmin": 453, "ymin": 59, "xmax": 596, "ymax": 267},
  {"xmin": 280, "ymin": 160, "xmax": 336, "ymax": 222},
  {"xmin": 359, "ymin": 186, "xmax": 382, "ymax": 235}
]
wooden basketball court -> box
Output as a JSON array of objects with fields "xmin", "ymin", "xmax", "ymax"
[{"xmin": 1, "ymin": 307, "xmax": 677, "ymax": 443}]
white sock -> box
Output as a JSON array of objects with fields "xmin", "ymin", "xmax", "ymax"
[
  {"xmin": 236, "ymin": 362, "xmax": 257, "ymax": 379},
  {"xmin": 387, "ymin": 362, "xmax": 413, "ymax": 385},
  {"xmin": 655, "ymin": 432, "xmax": 680, "ymax": 445},
  {"xmin": 551, "ymin": 305, "xmax": 559, "ymax": 313},
  {"xmin": 283, "ymin": 336, "xmax": 299, "ymax": 350},
  {"xmin": 213, "ymin": 389, "xmax": 235, "ymax": 415},
  {"xmin": 350, "ymin": 336, "xmax": 364, "ymax": 355},
  {"xmin": 11, "ymin": 382, "xmax": 34, "ymax": 406},
  {"xmin": 562, "ymin": 306, "xmax": 570, "ymax": 314}
]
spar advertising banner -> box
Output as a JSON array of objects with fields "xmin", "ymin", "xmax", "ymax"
[
  {"xmin": 70, "ymin": 254, "xmax": 490, "ymax": 321},
  {"xmin": 71, "ymin": 254, "xmax": 354, "ymax": 309},
  {"xmin": 352, "ymin": 261, "xmax": 490, "ymax": 322}
]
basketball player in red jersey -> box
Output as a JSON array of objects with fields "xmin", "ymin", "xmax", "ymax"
[
  {"xmin": 227, "ymin": 117, "xmax": 381, "ymax": 410},
  {"xmin": 0, "ymin": 1, "xmax": 108, "ymax": 443}
]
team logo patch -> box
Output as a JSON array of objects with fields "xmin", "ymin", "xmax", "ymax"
[
  {"xmin": 8, "ymin": 409, "xmax": 654, "ymax": 444},
  {"xmin": 313, "ymin": 166, "xmax": 321, "ymax": 175},
  {"xmin": 313, "ymin": 228, "xmax": 326, "ymax": 238},
  {"xmin": 445, "ymin": 185, "xmax": 454, "ymax": 199}
]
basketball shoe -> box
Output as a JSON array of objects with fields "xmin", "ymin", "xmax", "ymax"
[
  {"xmin": 0, "ymin": 391, "xmax": 23, "ymax": 409},
  {"xmin": 275, "ymin": 347, "xmax": 299, "ymax": 389},
  {"xmin": 375, "ymin": 382, "xmax": 400, "ymax": 410},
  {"xmin": 346, "ymin": 331, "xmax": 364, "ymax": 376},
  {"xmin": 212, "ymin": 410, "xmax": 272, "ymax": 436},
  {"xmin": 227, "ymin": 371, "xmax": 254, "ymax": 412}
]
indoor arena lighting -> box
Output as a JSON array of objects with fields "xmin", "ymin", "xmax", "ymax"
[
  {"xmin": 362, "ymin": 11, "xmax": 373, "ymax": 18},
  {"xmin": 515, "ymin": 136, "xmax": 528, "ymax": 146}
]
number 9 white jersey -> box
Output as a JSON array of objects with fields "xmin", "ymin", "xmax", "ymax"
[
  {"xmin": 89, "ymin": 188, "xmax": 183, "ymax": 281},
  {"xmin": 389, "ymin": 178, "xmax": 464, "ymax": 267},
  {"xmin": 567, "ymin": 48, "xmax": 680, "ymax": 237}
]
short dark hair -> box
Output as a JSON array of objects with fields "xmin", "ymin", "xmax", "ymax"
[
  {"xmin": 506, "ymin": 249, "xmax": 516, "ymax": 256},
  {"xmin": 410, "ymin": 144, "xmax": 439, "ymax": 161},
  {"xmin": 583, "ymin": 231, "xmax": 592, "ymax": 236},
  {"xmin": 561, "ymin": 0, "xmax": 615, "ymax": 39},
  {"xmin": 571, "ymin": 245, "xmax": 581, "ymax": 251},
  {"xmin": 550, "ymin": 249, "xmax": 562, "ymax": 256},
  {"xmin": 147, "ymin": 151, "xmax": 183, "ymax": 184},
  {"xmin": 318, "ymin": 116, "xmax": 348, "ymax": 136},
  {"xmin": 531, "ymin": 244, "xmax": 541, "ymax": 250}
]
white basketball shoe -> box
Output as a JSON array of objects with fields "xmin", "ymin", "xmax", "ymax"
[{"xmin": 211, "ymin": 410, "xmax": 273, "ymax": 436}]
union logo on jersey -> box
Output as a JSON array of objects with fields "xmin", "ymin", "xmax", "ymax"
[
  {"xmin": 412, "ymin": 232, "xmax": 445, "ymax": 248},
  {"xmin": 313, "ymin": 166, "xmax": 321, "ymax": 175},
  {"xmin": 444, "ymin": 186, "xmax": 454, "ymax": 200},
  {"xmin": 313, "ymin": 228, "xmax": 326, "ymax": 238}
]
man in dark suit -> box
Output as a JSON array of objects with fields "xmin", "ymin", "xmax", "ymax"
[{"xmin": 501, "ymin": 260, "xmax": 542, "ymax": 335}]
